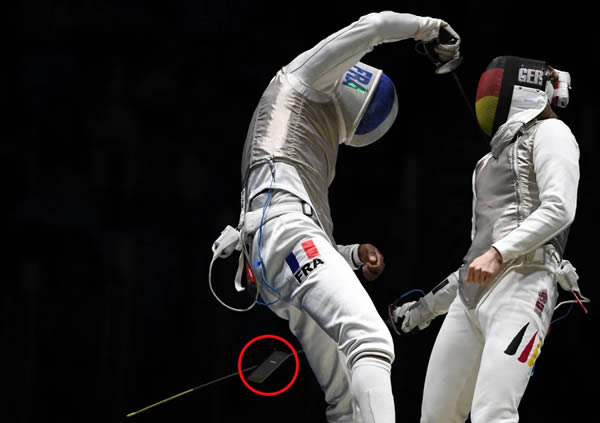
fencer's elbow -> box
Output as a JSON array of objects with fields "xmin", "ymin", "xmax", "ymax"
[
  {"xmin": 356, "ymin": 11, "xmax": 418, "ymax": 45},
  {"xmin": 563, "ymin": 205, "xmax": 576, "ymax": 227},
  {"xmin": 362, "ymin": 11, "xmax": 385, "ymax": 26},
  {"xmin": 558, "ymin": 197, "xmax": 577, "ymax": 226},
  {"xmin": 545, "ymin": 196, "xmax": 576, "ymax": 228},
  {"xmin": 358, "ymin": 12, "xmax": 386, "ymax": 41}
]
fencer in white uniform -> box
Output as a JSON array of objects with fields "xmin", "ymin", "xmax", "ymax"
[
  {"xmin": 236, "ymin": 11, "xmax": 460, "ymax": 423},
  {"xmin": 390, "ymin": 56, "xmax": 582, "ymax": 422}
]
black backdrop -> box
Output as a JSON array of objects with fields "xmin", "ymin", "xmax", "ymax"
[{"xmin": 9, "ymin": 1, "xmax": 598, "ymax": 422}]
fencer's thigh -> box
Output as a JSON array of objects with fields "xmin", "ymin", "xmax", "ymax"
[
  {"xmin": 420, "ymin": 296, "xmax": 482, "ymax": 423},
  {"xmin": 251, "ymin": 212, "xmax": 394, "ymax": 365},
  {"xmin": 469, "ymin": 263, "xmax": 557, "ymax": 423}
]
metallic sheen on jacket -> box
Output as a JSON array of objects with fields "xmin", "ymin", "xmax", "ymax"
[
  {"xmin": 241, "ymin": 71, "xmax": 341, "ymax": 244},
  {"xmin": 459, "ymin": 120, "xmax": 569, "ymax": 308}
]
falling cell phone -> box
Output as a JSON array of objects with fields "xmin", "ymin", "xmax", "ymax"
[{"xmin": 247, "ymin": 349, "xmax": 292, "ymax": 384}]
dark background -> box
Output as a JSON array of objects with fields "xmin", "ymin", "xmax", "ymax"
[{"xmin": 8, "ymin": 1, "xmax": 597, "ymax": 422}]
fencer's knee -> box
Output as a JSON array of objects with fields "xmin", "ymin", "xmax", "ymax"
[
  {"xmin": 347, "ymin": 329, "xmax": 394, "ymax": 369},
  {"xmin": 349, "ymin": 348, "xmax": 394, "ymax": 371},
  {"xmin": 351, "ymin": 355, "xmax": 392, "ymax": 372}
]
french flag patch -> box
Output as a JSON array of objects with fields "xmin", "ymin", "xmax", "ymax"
[{"xmin": 286, "ymin": 240, "xmax": 325, "ymax": 284}]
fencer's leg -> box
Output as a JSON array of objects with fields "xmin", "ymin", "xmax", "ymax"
[
  {"xmin": 252, "ymin": 213, "xmax": 395, "ymax": 422},
  {"xmin": 350, "ymin": 356, "xmax": 395, "ymax": 423},
  {"xmin": 281, "ymin": 306, "xmax": 358, "ymax": 422},
  {"xmin": 420, "ymin": 296, "xmax": 483, "ymax": 423},
  {"xmin": 254, "ymin": 213, "xmax": 360, "ymax": 422},
  {"xmin": 285, "ymin": 234, "xmax": 395, "ymax": 423},
  {"xmin": 469, "ymin": 266, "xmax": 557, "ymax": 423},
  {"xmin": 469, "ymin": 331, "xmax": 531, "ymax": 423}
]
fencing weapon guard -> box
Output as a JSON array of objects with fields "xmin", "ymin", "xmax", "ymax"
[
  {"xmin": 434, "ymin": 56, "xmax": 463, "ymax": 75},
  {"xmin": 386, "ymin": 290, "xmax": 424, "ymax": 336},
  {"xmin": 416, "ymin": 26, "xmax": 480, "ymax": 131}
]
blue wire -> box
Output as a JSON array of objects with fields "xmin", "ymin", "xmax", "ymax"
[
  {"xmin": 400, "ymin": 289, "xmax": 425, "ymax": 298},
  {"xmin": 550, "ymin": 303, "xmax": 573, "ymax": 325},
  {"xmin": 530, "ymin": 303, "xmax": 574, "ymax": 377},
  {"xmin": 253, "ymin": 169, "xmax": 280, "ymax": 306}
]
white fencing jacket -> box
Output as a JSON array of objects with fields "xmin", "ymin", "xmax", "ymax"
[
  {"xmin": 240, "ymin": 12, "xmax": 435, "ymax": 260},
  {"xmin": 458, "ymin": 117, "xmax": 580, "ymax": 308}
]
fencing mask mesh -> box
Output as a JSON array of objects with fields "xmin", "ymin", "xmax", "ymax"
[{"xmin": 475, "ymin": 56, "xmax": 550, "ymax": 137}]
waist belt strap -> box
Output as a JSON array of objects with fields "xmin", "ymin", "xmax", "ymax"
[
  {"xmin": 237, "ymin": 201, "xmax": 315, "ymax": 292},
  {"xmin": 244, "ymin": 201, "xmax": 314, "ymax": 235},
  {"xmin": 209, "ymin": 200, "xmax": 316, "ymax": 304}
]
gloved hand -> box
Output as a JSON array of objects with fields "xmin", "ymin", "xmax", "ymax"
[
  {"xmin": 388, "ymin": 297, "xmax": 436, "ymax": 335},
  {"xmin": 434, "ymin": 23, "xmax": 460, "ymax": 62},
  {"xmin": 414, "ymin": 17, "xmax": 461, "ymax": 62},
  {"xmin": 388, "ymin": 273, "xmax": 458, "ymax": 335}
]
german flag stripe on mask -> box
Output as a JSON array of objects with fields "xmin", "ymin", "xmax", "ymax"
[
  {"xmin": 475, "ymin": 64, "xmax": 504, "ymax": 137},
  {"xmin": 475, "ymin": 56, "xmax": 548, "ymax": 138}
]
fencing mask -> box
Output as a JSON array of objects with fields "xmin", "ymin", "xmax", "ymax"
[
  {"xmin": 336, "ymin": 62, "xmax": 398, "ymax": 147},
  {"xmin": 475, "ymin": 56, "xmax": 565, "ymax": 138}
]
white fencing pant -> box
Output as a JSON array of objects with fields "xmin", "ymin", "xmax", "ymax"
[
  {"xmin": 421, "ymin": 246, "xmax": 559, "ymax": 423},
  {"xmin": 249, "ymin": 208, "xmax": 395, "ymax": 423}
]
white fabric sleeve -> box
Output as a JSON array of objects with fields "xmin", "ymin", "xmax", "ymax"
[
  {"xmin": 336, "ymin": 243, "xmax": 362, "ymax": 270},
  {"xmin": 422, "ymin": 269, "xmax": 459, "ymax": 316},
  {"xmin": 493, "ymin": 119, "xmax": 580, "ymax": 261},
  {"xmin": 285, "ymin": 12, "xmax": 423, "ymax": 93},
  {"xmin": 395, "ymin": 269, "xmax": 459, "ymax": 331}
]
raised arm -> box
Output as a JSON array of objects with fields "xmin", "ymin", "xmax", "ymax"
[{"xmin": 284, "ymin": 12, "xmax": 459, "ymax": 95}]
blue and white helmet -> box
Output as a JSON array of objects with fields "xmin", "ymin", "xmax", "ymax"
[{"xmin": 336, "ymin": 62, "xmax": 398, "ymax": 147}]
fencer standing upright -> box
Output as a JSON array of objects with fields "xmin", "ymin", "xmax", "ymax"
[{"xmin": 390, "ymin": 55, "xmax": 583, "ymax": 422}]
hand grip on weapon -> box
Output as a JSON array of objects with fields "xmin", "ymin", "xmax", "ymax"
[
  {"xmin": 434, "ymin": 24, "xmax": 461, "ymax": 62},
  {"xmin": 388, "ymin": 294, "xmax": 435, "ymax": 336},
  {"xmin": 387, "ymin": 271, "xmax": 460, "ymax": 336},
  {"xmin": 414, "ymin": 18, "xmax": 461, "ymax": 62},
  {"xmin": 414, "ymin": 18, "xmax": 463, "ymax": 74}
]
